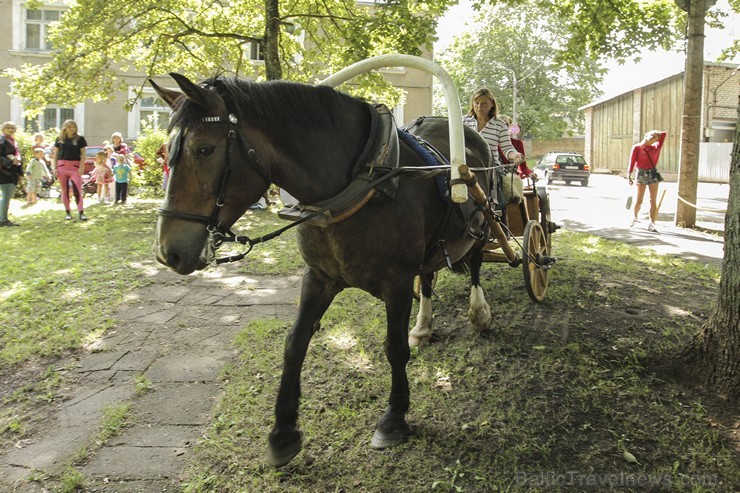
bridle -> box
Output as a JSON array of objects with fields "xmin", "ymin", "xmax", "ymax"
[
  {"xmin": 157, "ymin": 111, "xmax": 344, "ymax": 265},
  {"xmin": 157, "ymin": 113, "xmax": 276, "ymax": 263}
]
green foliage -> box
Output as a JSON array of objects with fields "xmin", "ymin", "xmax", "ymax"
[
  {"xmin": 438, "ymin": 1, "xmax": 606, "ymax": 138},
  {"xmin": 97, "ymin": 403, "xmax": 131, "ymax": 444},
  {"xmin": 134, "ymin": 374, "xmax": 153, "ymax": 396},
  {"xmin": 5, "ymin": 0, "xmax": 456, "ymax": 114},
  {"xmin": 480, "ymin": 0, "xmax": 684, "ymax": 66},
  {"xmin": 131, "ymin": 124, "xmax": 168, "ymax": 198},
  {"xmin": 59, "ymin": 467, "xmax": 86, "ymax": 493},
  {"xmin": 540, "ymin": 0, "xmax": 682, "ymax": 65}
]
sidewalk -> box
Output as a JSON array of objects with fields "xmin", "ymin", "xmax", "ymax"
[
  {"xmin": 547, "ymin": 175, "xmax": 728, "ymax": 267},
  {"xmin": 0, "ymin": 264, "xmax": 301, "ymax": 492}
]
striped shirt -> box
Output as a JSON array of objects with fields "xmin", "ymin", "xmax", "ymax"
[{"xmin": 463, "ymin": 115, "xmax": 517, "ymax": 166}]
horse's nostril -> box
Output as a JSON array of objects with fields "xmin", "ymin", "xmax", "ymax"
[{"xmin": 167, "ymin": 252, "xmax": 181, "ymax": 269}]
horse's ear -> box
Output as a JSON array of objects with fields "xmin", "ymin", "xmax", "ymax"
[
  {"xmin": 149, "ymin": 79, "xmax": 182, "ymax": 109},
  {"xmin": 169, "ymin": 72, "xmax": 222, "ymax": 111}
]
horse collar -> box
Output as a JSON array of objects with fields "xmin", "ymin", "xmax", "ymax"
[{"xmin": 277, "ymin": 104, "xmax": 401, "ymax": 227}]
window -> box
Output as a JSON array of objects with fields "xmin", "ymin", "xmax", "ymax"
[
  {"xmin": 23, "ymin": 106, "xmax": 75, "ymax": 132},
  {"xmin": 247, "ymin": 41, "xmax": 264, "ymax": 61},
  {"xmin": 24, "ymin": 8, "xmax": 60, "ymax": 51},
  {"xmin": 129, "ymin": 89, "xmax": 171, "ymax": 138}
]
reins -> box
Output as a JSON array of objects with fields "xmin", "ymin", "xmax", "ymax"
[{"xmin": 213, "ymin": 165, "xmax": 408, "ymax": 264}]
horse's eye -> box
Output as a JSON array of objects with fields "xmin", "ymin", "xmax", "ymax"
[{"xmin": 196, "ymin": 145, "xmax": 216, "ymax": 158}]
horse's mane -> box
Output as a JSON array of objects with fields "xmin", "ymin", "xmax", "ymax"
[{"xmin": 170, "ymin": 76, "xmax": 366, "ymax": 132}]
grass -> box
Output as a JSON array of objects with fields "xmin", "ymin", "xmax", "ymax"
[
  {"xmin": 0, "ymin": 199, "xmax": 158, "ymax": 448},
  {"xmin": 179, "ymin": 230, "xmax": 735, "ymax": 492},
  {"xmin": 1, "ymin": 196, "xmax": 736, "ymax": 492},
  {"xmin": 96, "ymin": 402, "xmax": 132, "ymax": 445},
  {"xmin": 0, "ymin": 200, "xmax": 158, "ymax": 366}
]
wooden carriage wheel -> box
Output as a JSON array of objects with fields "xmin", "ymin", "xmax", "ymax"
[{"xmin": 522, "ymin": 220, "xmax": 550, "ymax": 302}]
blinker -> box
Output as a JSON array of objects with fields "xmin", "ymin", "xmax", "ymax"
[{"xmin": 167, "ymin": 127, "xmax": 183, "ymax": 166}]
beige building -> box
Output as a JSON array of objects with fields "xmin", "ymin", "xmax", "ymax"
[
  {"xmin": 1, "ymin": 0, "xmax": 433, "ymax": 147},
  {"xmin": 581, "ymin": 62, "xmax": 738, "ymax": 183}
]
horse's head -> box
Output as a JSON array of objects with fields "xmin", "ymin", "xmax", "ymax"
[{"xmin": 150, "ymin": 74, "xmax": 271, "ymax": 274}]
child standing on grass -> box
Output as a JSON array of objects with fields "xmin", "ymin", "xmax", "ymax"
[
  {"xmin": 92, "ymin": 150, "xmax": 112, "ymax": 204},
  {"xmin": 112, "ymin": 153, "xmax": 131, "ymax": 205},
  {"xmin": 25, "ymin": 148, "xmax": 51, "ymax": 204}
]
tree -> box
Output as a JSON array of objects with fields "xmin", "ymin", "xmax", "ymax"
[
  {"xmin": 5, "ymin": 0, "xmax": 456, "ymax": 115},
  {"xmin": 684, "ymin": 98, "xmax": 739, "ymax": 400},
  {"xmin": 438, "ymin": 1, "xmax": 605, "ymax": 139},
  {"xmin": 675, "ymin": 0, "xmax": 709, "ymax": 229}
]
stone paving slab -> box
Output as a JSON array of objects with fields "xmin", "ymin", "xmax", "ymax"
[
  {"xmin": 107, "ymin": 425, "xmax": 200, "ymax": 448},
  {"xmin": 82, "ymin": 445, "xmax": 189, "ymax": 481},
  {"xmin": 134, "ymin": 383, "xmax": 221, "ymax": 426},
  {"xmin": 0, "ymin": 268, "xmax": 302, "ymax": 492}
]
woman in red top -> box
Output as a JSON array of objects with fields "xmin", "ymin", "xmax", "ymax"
[{"xmin": 628, "ymin": 130, "xmax": 666, "ymax": 232}]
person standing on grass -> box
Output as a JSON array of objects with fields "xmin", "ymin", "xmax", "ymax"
[
  {"xmin": 92, "ymin": 150, "xmax": 112, "ymax": 204},
  {"xmin": 156, "ymin": 143, "xmax": 170, "ymax": 191},
  {"xmin": 628, "ymin": 130, "xmax": 666, "ymax": 232},
  {"xmin": 51, "ymin": 120, "xmax": 88, "ymax": 221},
  {"xmin": 112, "ymin": 153, "xmax": 131, "ymax": 205},
  {"xmin": 0, "ymin": 121, "xmax": 23, "ymax": 227},
  {"xmin": 25, "ymin": 148, "xmax": 51, "ymax": 204},
  {"xmin": 110, "ymin": 131, "xmax": 130, "ymax": 157}
]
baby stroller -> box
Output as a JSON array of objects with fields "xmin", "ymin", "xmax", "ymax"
[
  {"xmin": 37, "ymin": 162, "xmax": 56, "ymax": 199},
  {"xmin": 82, "ymin": 174, "xmax": 98, "ymax": 197}
]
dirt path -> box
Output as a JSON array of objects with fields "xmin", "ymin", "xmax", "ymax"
[{"xmin": 0, "ymin": 263, "xmax": 301, "ymax": 492}]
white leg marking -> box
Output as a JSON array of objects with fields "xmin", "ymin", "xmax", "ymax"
[
  {"xmin": 409, "ymin": 295, "xmax": 433, "ymax": 347},
  {"xmin": 468, "ymin": 285, "xmax": 492, "ymax": 331}
]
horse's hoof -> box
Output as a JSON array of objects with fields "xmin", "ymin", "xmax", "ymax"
[
  {"xmin": 267, "ymin": 432, "xmax": 302, "ymax": 467},
  {"xmin": 468, "ymin": 305, "xmax": 492, "ymax": 332},
  {"xmin": 408, "ymin": 332, "xmax": 431, "ymax": 348},
  {"xmin": 370, "ymin": 428, "xmax": 409, "ymax": 449}
]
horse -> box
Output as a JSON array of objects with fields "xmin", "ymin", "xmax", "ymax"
[{"xmin": 150, "ymin": 73, "xmax": 495, "ymax": 467}]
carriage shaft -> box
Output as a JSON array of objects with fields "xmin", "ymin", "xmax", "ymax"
[{"xmin": 458, "ymin": 164, "xmax": 518, "ymax": 264}]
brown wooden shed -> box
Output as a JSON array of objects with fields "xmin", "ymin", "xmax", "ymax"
[{"xmin": 581, "ymin": 62, "xmax": 738, "ymax": 183}]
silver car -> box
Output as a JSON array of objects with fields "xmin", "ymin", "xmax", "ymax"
[{"xmin": 535, "ymin": 152, "xmax": 591, "ymax": 186}]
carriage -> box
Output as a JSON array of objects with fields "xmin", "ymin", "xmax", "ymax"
[
  {"xmin": 412, "ymin": 174, "xmax": 557, "ymax": 303},
  {"xmin": 482, "ymin": 179, "xmax": 557, "ymax": 302}
]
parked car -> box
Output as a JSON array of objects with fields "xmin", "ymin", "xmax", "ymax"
[
  {"xmin": 535, "ymin": 151, "xmax": 590, "ymax": 186},
  {"xmin": 83, "ymin": 146, "xmax": 146, "ymax": 174}
]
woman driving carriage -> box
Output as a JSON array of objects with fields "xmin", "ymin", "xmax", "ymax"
[{"xmin": 462, "ymin": 87, "xmax": 530, "ymax": 210}]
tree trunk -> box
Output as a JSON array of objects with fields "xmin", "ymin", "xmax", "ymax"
[
  {"xmin": 688, "ymin": 96, "xmax": 740, "ymax": 400},
  {"xmin": 675, "ymin": 0, "xmax": 706, "ymax": 228},
  {"xmin": 264, "ymin": 0, "xmax": 282, "ymax": 80}
]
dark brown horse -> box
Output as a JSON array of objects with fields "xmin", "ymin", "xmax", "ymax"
[{"xmin": 151, "ymin": 74, "xmax": 495, "ymax": 466}]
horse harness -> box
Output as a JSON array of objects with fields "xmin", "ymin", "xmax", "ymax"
[{"xmin": 158, "ymin": 104, "xmax": 488, "ymax": 266}]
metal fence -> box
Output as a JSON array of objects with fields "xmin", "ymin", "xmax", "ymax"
[{"xmin": 699, "ymin": 142, "xmax": 732, "ymax": 183}]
